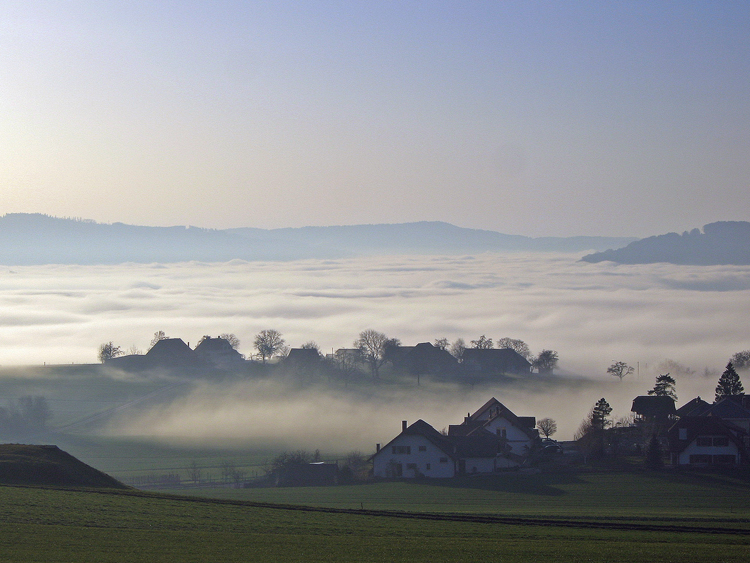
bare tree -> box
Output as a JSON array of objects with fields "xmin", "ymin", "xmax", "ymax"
[
  {"xmin": 150, "ymin": 330, "xmax": 168, "ymax": 348},
  {"xmin": 98, "ymin": 342, "xmax": 123, "ymax": 363},
  {"xmin": 536, "ymin": 417, "xmax": 557, "ymax": 439},
  {"xmin": 449, "ymin": 338, "xmax": 466, "ymax": 361},
  {"xmin": 127, "ymin": 344, "xmax": 142, "ymax": 355},
  {"xmin": 607, "ymin": 361, "xmax": 634, "ymax": 381},
  {"xmin": 354, "ymin": 329, "xmax": 391, "ymax": 379},
  {"xmin": 433, "ymin": 338, "xmax": 449, "ymax": 351},
  {"xmin": 220, "ymin": 333, "xmax": 240, "ymax": 349},
  {"xmin": 254, "ymin": 329, "xmax": 286, "ymax": 363},
  {"xmin": 730, "ymin": 350, "xmax": 750, "ymax": 371},
  {"xmin": 497, "ymin": 337, "xmax": 532, "ymax": 360},
  {"xmin": 533, "ymin": 350, "xmax": 559, "ymax": 374},
  {"xmin": 470, "ymin": 335, "xmax": 493, "ymax": 349}
]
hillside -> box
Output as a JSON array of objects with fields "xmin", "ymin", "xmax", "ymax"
[
  {"xmin": 0, "ymin": 214, "xmax": 635, "ymax": 265},
  {"xmin": 0, "ymin": 444, "xmax": 127, "ymax": 489},
  {"xmin": 582, "ymin": 221, "xmax": 750, "ymax": 265}
]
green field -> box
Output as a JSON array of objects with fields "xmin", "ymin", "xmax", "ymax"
[
  {"xmin": 1, "ymin": 482, "xmax": 749, "ymax": 563},
  {"xmin": 164, "ymin": 470, "xmax": 750, "ymax": 520}
]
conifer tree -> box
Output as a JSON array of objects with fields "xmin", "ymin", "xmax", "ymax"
[
  {"xmin": 715, "ymin": 362, "xmax": 744, "ymax": 401},
  {"xmin": 590, "ymin": 398, "xmax": 612, "ymax": 430},
  {"xmin": 648, "ymin": 373, "xmax": 677, "ymax": 401}
]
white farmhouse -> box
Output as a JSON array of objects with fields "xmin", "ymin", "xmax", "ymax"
[
  {"xmin": 668, "ymin": 416, "xmax": 749, "ymax": 466},
  {"xmin": 372, "ymin": 398, "xmax": 539, "ymax": 479},
  {"xmin": 448, "ymin": 397, "xmax": 538, "ymax": 456}
]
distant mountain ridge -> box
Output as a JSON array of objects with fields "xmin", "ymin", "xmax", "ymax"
[
  {"xmin": 0, "ymin": 213, "xmax": 636, "ymax": 265},
  {"xmin": 581, "ymin": 221, "xmax": 750, "ymax": 265}
]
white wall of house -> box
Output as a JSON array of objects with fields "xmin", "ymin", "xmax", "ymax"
[
  {"xmin": 481, "ymin": 417, "xmax": 533, "ymax": 455},
  {"xmin": 676, "ymin": 435, "xmax": 739, "ymax": 465},
  {"xmin": 372, "ymin": 434, "xmax": 455, "ymax": 478}
]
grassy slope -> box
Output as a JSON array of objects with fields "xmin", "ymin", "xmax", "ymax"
[
  {"xmin": 0, "ymin": 444, "xmax": 127, "ymax": 489},
  {"xmin": 1, "ymin": 485, "xmax": 748, "ymax": 563},
  {"xmin": 163, "ymin": 470, "xmax": 750, "ymax": 519}
]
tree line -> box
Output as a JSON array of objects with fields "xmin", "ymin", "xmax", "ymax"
[{"xmin": 99, "ymin": 329, "xmax": 560, "ymax": 375}]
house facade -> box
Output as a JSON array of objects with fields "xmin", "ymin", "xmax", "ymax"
[
  {"xmin": 449, "ymin": 398, "xmax": 538, "ymax": 456},
  {"xmin": 668, "ymin": 416, "xmax": 749, "ymax": 466},
  {"xmin": 372, "ymin": 398, "xmax": 538, "ymax": 479}
]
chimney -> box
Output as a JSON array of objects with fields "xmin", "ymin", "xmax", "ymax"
[
  {"xmin": 376, "ymin": 443, "xmax": 381, "ymax": 453},
  {"xmin": 402, "ymin": 420, "xmax": 407, "ymax": 432}
]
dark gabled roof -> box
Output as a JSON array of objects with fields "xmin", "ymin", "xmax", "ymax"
[
  {"xmin": 675, "ymin": 397, "xmax": 711, "ymax": 417},
  {"xmin": 703, "ymin": 398, "xmax": 750, "ymax": 420},
  {"xmin": 285, "ymin": 348, "xmax": 322, "ymax": 363},
  {"xmin": 461, "ymin": 348, "xmax": 532, "ymax": 372},
  {"xmin": 374, "ymin": 419, "xmax": 453, "ymax": 460},
  {"xmin": 667, "ymin": 416, "xmax": 748, "ymax": 454},
  {"xmin": 462, "ymin": 398, "xmax": 538, "ymax": 441},
  {"xmin": 145, "ymin": 338, "xmax": 198, "ymax": 363},
  {"xmin": 468, "ymin": 397, "xmax": 504, "ymax": 421},
  {"xmin": 194, "ymin": 336, "xmax": 235, "ymax": 353},
  {"xmin": 631, "ymin": 396, "xmax": 676, "ymax": 418}
]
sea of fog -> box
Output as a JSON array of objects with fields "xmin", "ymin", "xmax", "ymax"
[{"xmin": 1, "ymin": 252, "xmax": 749, "ymax": 443}]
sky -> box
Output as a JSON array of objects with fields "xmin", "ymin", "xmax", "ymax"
[{"xmin": 1, "ymin": 1, "xmax": 749, "ymax": 237}]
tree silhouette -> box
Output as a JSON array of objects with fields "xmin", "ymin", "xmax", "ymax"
[
  {"xmin": 533, "ymin": 350, "xmax": 559, "ymax": 374},
  {"xmin": 715, "ymin": 362, "xmax": 744, "ymax": 401},
  {"xmin": 648, "ymin": 373, "xmax": 677, "ymax": 400},
  {"xmin": 590, "ymin": 398, "xmax": 612, "ymax": 430},
  {"xmin": 536, "ymin": 417, "xmax": 557, "ymax": 439},
  {"xmin": 470, "ymin": 335, "xmax": 493, "ymax": 349},
  {"xmin": 98, "ymin": 342, "xmax": 122, "ymax": 363},
  {"xmin": 254, "ymin": 329, "xmax": 286, "ymax": 363},
  {"xmin": 607, "ymin": 361, "xmax": 633, "ymax": 381}
]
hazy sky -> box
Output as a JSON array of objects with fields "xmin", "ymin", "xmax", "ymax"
[{"xmin": 2, "ymin": 2, "xmax": 749, "ymax": 237}]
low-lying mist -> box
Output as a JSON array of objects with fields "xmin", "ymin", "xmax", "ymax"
[
  {"xmin": 103, "ymin": 367, "xmax": 723, "ymax": 447},
  {"xmin": 0, "ymin": 252, "xmax": 748, "ymax": 446}
]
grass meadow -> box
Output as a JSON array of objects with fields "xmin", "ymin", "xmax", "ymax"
[{"xmin": 1, "ymin": 482, "xmax": 749, "ymax": 563}]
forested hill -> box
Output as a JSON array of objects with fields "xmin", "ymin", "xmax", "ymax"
[
  {"xmin": 581, "ymin": 221, "xmax": 750, "ymax": 265},
  {"xmin": 0, "ymin": 214, "xmax": 636, "ymax": 265}
]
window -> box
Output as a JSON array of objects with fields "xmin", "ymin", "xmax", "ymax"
[
  {"xmin": 439, "ymin": 457, "xmax": 448, "ymax": 463},
  {"xmin": 689, "ymin": 454, "xmax": 712, "ymax": 464},
  {"xmin": 695, "ymin": 437, "xmax": 712, "ymax": 447},
  {"xmin": 713, "ymin": 437, "xmax": 729, "ymax": 447},
  {"xmin": 418, "ymin": 445, "xmax": 427, "ymax": 452},
  {"xmin": 426, "ymin": 463, "xmax": 431, "ymax": 470},
  {"xmin": 392, "ymin": 446, "xmax": 411, "ymax": 455}
]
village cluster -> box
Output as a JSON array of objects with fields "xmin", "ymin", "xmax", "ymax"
[
  {"xmin": 372, "ymin": 363, "xmax": 750, "ymax": 479},
  {"xmin": 101, "ymin": 333, "xmax": 750, "ymax": 478}
]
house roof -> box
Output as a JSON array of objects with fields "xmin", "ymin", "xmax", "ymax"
[
  {"xmin": 375, "ymin": 419, "xmax": 509, "ymax": 462},
  {"xmin": 631, "ymin": 396, "xmax": 676, "ymax": 418},
  {"xmin": 194, "ymin": 336, "xmax": 235, "ymax": 353},
  {"xmin": 461, "ymin": 348, "xmax": 532, "ymax": 372},
  {"xmin": 702, "ymin": 397, "xmax": 750, "ymax": 420},
  {"xmin": 145, "ymin": 338, "xmax": 198, "ymax": 364},
  {"xmin": 675, "ymin": 397, "xmax": 711, "ymax": 417},
  {"xmin": 285, "ymin": 348, "xmax": 322, "ymax": 363},
  {"xmin": 667, "ymin": 416, "xmax": 748, "ymax": 454},
  {"xmin": 456, "ymin": 397, "xmax": 537, "ymax": 440}
]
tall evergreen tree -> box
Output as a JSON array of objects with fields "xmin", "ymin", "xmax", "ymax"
[
  {"xmin": 715, "ymin": 362, "xmax": 744, "ymax": 401},
  {"xmin": 590, "ymin": 398, "xmax": 612, "ymax": 430},
  {"xmin": 648, "ymin": 373, "xmax": 677, "ymax": 401}
]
